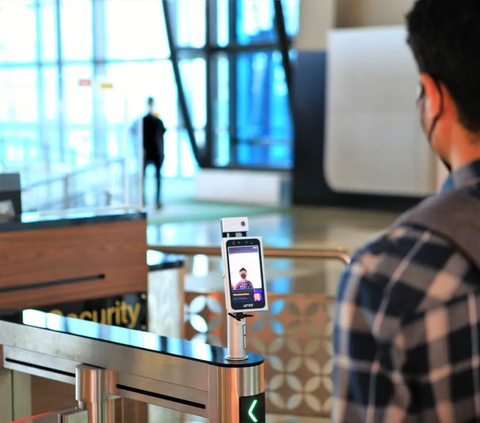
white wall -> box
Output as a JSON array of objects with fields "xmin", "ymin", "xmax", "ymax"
[
  {"xmin": 194, "ymin": 169, "xmax": 290, "ymax": 206},
  {"xmin": 294, "ymin": 0, "xmax": 335, "ymax": 51},
  {"xmin": 324, "ymin": 26, "xmax": 437, "ymax": 196},
  {"xmin": 336, "ymin": 0, "xmax": 416, "ymax": 28}
]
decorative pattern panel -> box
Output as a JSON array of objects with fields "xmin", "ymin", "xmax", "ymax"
[{"xmin": 184, "ymin": 292, "xmax": 334, "ymax": 418}]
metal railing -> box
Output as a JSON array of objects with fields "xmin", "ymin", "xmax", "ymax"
[
  {"xmin": 20, "ymin": 157, "xmax": 129, "ymax": 212},
  {"xmin": 148, "ymin": 245, "xmax": 351, "ymax": 265}
]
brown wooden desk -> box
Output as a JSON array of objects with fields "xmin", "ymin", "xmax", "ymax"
[
  {"xmin": 0, "ymin": 209, "xmax": 149, "ymax": 421},
  {"xmin": 0, "ymin": 209, "xmax": 148, "ymax": 309}
]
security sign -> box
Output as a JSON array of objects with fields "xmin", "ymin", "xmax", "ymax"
[{"xmin": 239, "ymin": 393, "xmax": 265, "ymax": 423}]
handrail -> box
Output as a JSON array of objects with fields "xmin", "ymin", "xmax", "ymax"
[{"xmin": 148, "ymin": 245, "xmax": 351, "ymax": 265}]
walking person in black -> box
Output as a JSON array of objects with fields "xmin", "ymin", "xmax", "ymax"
[{"xmin": 143, "ymin": 97, "xmax": 166, "ymax": 209}]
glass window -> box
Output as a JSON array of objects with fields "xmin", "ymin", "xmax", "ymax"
[
  {"xmin": 212, "ymin": 53, "xmax": 230, "ymax": 167},
  {"xmin": 65, "ymin": 128, "xmax": 93, "ymax": 168},
  {"xmin": 0, "ymin": 68, "xmax": 38, "ymax": 123},
  {"xmin": 176, "ymin": 0, "xmax": 206, "ymax": 48},
  {"xmin": 213, "ymin": 54, "xmax": 229, "ymax": 129},
  {"xmin": 42, "ymin": 67, "xmax": 58, "ymax": 122},
  {"xmin": 179, "ymin": 56, "xmax": 207, "ymax": 129},
  {"xmin": 162, "ymin": 129, "xmax": 179, "ymax": 178},
  {"xmin": 236, "ymin": 0, "xmax": 275, "ymax": 45},
  {"xmin": 283, "ymin": 0, "xmax": 301, "ymax": 37},
  {"xmin": 105, "ymin": 0, "xmax": 169, "ymax": 60},
  {"xmin": 41, "ymin": 125, "xmax": 60, "ymax": 163},
  {"xmin": 105, "ymin": 61, "xmax": 177, "ymax": 127},
  {"xmin": 214, "ymin": 130, "xmax": 230, "ymax": 168},
  {"xmin": 39, "ymin": 0, "xmax": 57, "ymax": 61},
  {"xmin": 236, "ymin": 50, "xmax": 293, "ymax": 168},
  {"xmin": 0, "ymin": 0, "xmax": 37, "ymax": 62},
  {"xmin": 63, "ymin": 65, "xmax": 93, "ymax": 125},
  {"xmin": 60, "ymin": 0, "xmax": 92, "ymax": 61},
  {"xmin": 180, "ymin": 130, "xmax": 199, "ymax": 177},
  {"xmin": 216, "ymin": 0, "xmax": 229, "ymax": 47}
]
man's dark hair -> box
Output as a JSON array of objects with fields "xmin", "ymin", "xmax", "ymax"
[
  {"xmin": 147, "ymin": 97, "xmax": 154, "ymax": 105},
  {"xmin": 239, "ymin": 268, "xmax": 246, "ymax": 273},
  {"xmin": 406, "ymin": 0, "xmax": 480, "ymax": 133}
]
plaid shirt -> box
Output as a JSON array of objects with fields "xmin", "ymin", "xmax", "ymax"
[{"xmin": 333, "ymin": 159, "xmax": 480, "ymax": 423}]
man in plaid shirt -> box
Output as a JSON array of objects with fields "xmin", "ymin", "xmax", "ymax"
[{"xmin": 333, "ymin": 1, "xmax": 480, "ymax": 422}]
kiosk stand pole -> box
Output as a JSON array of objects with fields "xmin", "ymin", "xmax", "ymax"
[{"xmin": 226, "ymin": 312, "xmax": 250, "ymax": 361}]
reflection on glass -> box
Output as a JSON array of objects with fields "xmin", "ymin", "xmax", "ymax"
[
  {"xmin": 45, "ymin": 313, "xmax": 64, "ymax": 331},
  {"xmin": 192, "ymin": 254, "xmax": 209, "ymax": 277},
  {"xmin": 105, "ymin": 0, "xmax": 169, "ymax": 60},
  {"xmin": 0, "ymin": 0, "xmax": 37, "ymax": 62},
  {"xmin": 138, "ymin": 331, "xmax": 160, "ymax": 351},
  {"xmin": 165, "ymin": 337, "xmax": 185, "ymax": 356},
  {"xmin": 216, "ymin": 0, "xmax": 229, "ymax": 47},
  {"xmin": 23, "ymin": 309, "xmax": 47, "ymax": 328},
  {"xmin": 60, "ymin": 0, "xmax": 92, "ymax": 61},
  {"xmin": 147, "ymin": 249, "xmax": 164, "ymax": 267},
  {"xmin": 176, "ymin": 0, "xmax": 206, "ymax": 48}
]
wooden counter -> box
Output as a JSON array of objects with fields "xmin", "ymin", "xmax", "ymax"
[{"xmin": 0, "ymin": 209, "xmax": 148, "ymax": 309}]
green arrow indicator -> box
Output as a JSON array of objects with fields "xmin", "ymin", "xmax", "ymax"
[{"xmin": 248, "ymin": 399, "xmax": 258, "ymax": 422}]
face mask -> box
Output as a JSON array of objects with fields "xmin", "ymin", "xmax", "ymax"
[
  {"xmin": 418, "ymin": 83, "xmax": 452, "ymax": 172},
  {"xmin": 240, "ymin": 273, "xmax": 247, "ymax": 279}
]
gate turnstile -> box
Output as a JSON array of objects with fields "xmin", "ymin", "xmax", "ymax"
[{"xmin": 0, "ymin": 309, "xmax": 265, "ymax": 423}]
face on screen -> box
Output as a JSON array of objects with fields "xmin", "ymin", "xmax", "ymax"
[{"xmin": 226, "ymin": 238, "xmax": 266, "ymax": 310}]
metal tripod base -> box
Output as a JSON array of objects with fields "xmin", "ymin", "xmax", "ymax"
[{"xmin": 226, "ymin": 313, "xmax": 248, "ymax": 361}]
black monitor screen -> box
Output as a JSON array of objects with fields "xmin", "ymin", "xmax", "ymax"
[{"xmin": 0, "ymin": 173, "xmax": 22, "ymax": 216}]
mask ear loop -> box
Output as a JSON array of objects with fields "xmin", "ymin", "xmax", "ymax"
[
  {"xmin": 425, "ymin": 79, "xmax": 451, "ymax": 172},
  {"xmin": 428, "ymin": 80, "xmax": 444, "ymax": 141}
]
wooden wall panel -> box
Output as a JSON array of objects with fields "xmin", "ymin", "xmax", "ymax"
[{"xmin": 0, "ymin": 219, "xmax": 147, "ymax": 309}]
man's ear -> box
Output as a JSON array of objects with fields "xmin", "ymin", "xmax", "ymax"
[{"xmin": 420, "ymin": 73, "xmax": 442, "ymax": 120}]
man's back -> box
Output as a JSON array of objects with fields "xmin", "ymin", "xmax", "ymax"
[
  {"xmin": 143, "ymin": 113, "xmax": 165, "ymax": 158},
  {"xmin": 333, "ymin": 162, "xmax": 480, "ymax": 422},
  {"xmin": 332, "ymin": 0, "xmax": 480, "ymax": 420}
]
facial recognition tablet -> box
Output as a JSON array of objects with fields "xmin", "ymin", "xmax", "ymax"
[{"xmin": 222, "ymin": 236, "xmax": 268, "ymax": 313}]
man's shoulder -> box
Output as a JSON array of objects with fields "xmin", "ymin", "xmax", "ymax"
[{"xmin": 340, "ymin": 225, "xmax": 474, "ymax": 318}]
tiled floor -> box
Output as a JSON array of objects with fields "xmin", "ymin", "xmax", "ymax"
[{"xmin": 149, "ymin": 177, "xmax": 398, "ymax": 251}]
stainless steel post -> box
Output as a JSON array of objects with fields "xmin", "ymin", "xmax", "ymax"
[
  {"xmin": 226, "ymin": 314, "xmax": 248, "ymax": 361},
  {"xmin": 0, "ymin": 368, "xmax": 13, "ymax": 423},
  {"xmin": 208, "ymin": 362, "xmax": 265, "ymax": 423},
  {"xmin": 0, "ymin": 368, "xmax": 31, "ymax": 423},
  {"xmin": 75, "ymin": 365, "xmax": 118, "ymax": 423}
]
